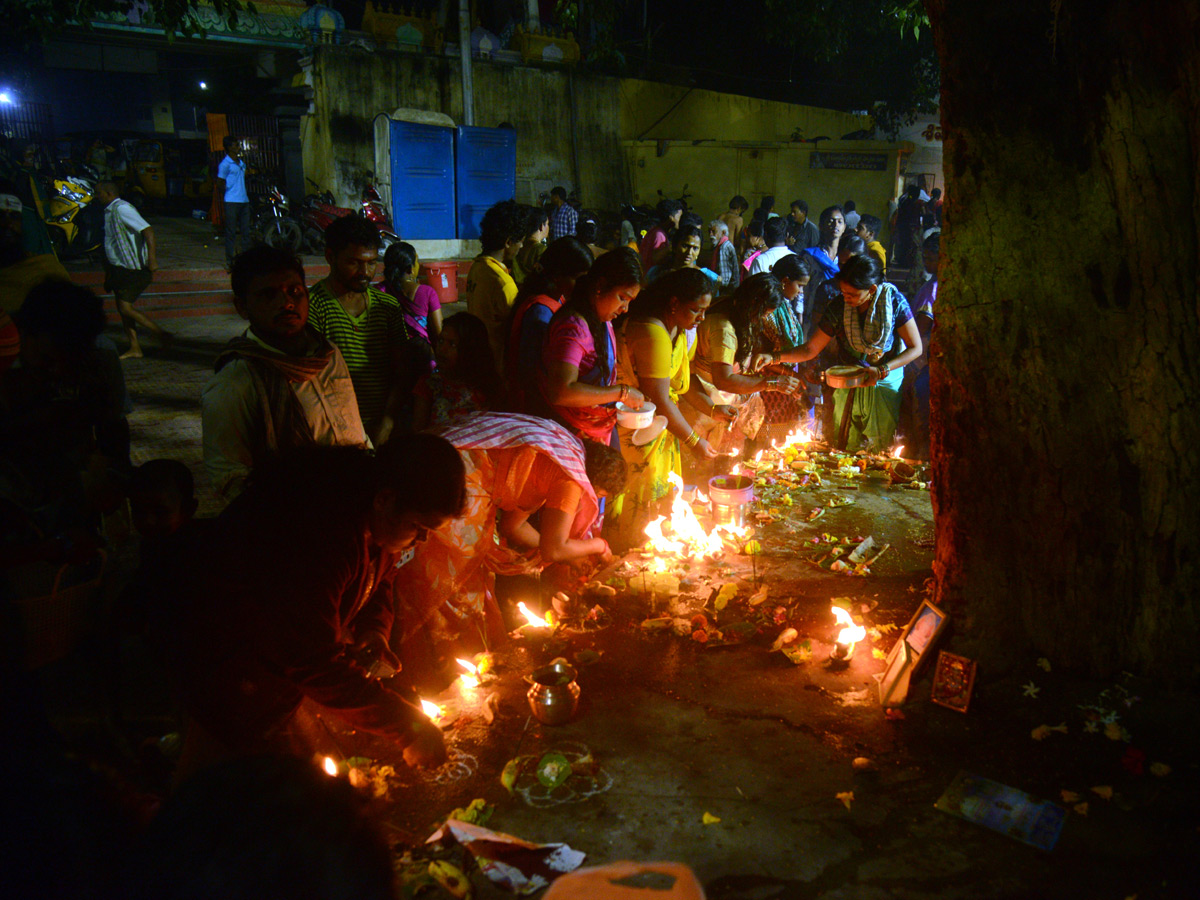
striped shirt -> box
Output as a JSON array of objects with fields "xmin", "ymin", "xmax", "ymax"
[
  {"xmin": 307, "ymin": 280, "xmax": 410, "ymax": 429},
  {"xmin": 103, "ymin": 198, "xmax": 150, "ymax": 270}
]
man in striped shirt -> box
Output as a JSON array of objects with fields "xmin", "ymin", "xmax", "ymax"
[
  {"xmin": 308, "ymin": 215, "xmax": 412, "ymax": 442},
  {"xmin": 95, "ymin": 181, "xmax": 170, "ymax": 358}
]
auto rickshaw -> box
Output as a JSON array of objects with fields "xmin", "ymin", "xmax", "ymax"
[{"xmin": 127, "ymin": 138, "xmax": 213, "ymax": 211}]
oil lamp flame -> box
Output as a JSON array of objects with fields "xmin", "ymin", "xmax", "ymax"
[
  {"xmin": 419, "ymin": 698, "xmax": 442, "ymax": 720},
  {"xmin": 517, "ymin": 602, "xmax": 550, "ymax": 628},
  {"xmin": 456, "ymin": 658, "xmax": 480, "ymax": 688},
  {"xmin": 890, "ymin": 444, "xmax": 906, "ymax": 460},
  {"xmin": 831, "ymin": 606, "xmax": 867, "ymax": 657},
  {"xmin": 322, "ymin": 756, "xmax": 338, "ymax": 777}
]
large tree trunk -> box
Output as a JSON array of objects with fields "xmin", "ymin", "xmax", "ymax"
[{"xmin": 926, "ymin": 0, "xmax": 1200, "ymax": 680}]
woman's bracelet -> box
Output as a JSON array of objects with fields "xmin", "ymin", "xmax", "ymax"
[
  {"xmin": 684, "ymin": 430, "xmax": 701, "ymax": 448},
  {"xmin": 618, "ymin": 384, "xmax": 629, "ymax": 403}
]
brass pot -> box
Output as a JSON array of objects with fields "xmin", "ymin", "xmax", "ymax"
[{"xmin": 526, "ymin": 658, "xmax": 581, "ymax": 725}]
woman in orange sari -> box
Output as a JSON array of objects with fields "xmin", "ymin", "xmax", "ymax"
[{"xmin": 391, "ymin": 413, "xmax": 625, "ymax": 660}]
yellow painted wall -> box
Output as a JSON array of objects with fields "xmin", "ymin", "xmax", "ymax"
[
  {"xmin": 625, "ymin": 140, "xmax": 907, "ymax": 243},
  {"xmin": 619, "ymin": 79, "xmax": 870, "ymax": 143}
]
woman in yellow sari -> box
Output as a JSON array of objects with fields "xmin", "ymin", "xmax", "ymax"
[{"xmin": 606, "ymin": 268, "xmax": 726, "ymax": 549}]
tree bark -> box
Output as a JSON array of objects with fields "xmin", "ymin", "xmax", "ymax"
[{"xmin": 926, "ymin": 0, "xmax": 1200, "ymax": 680}]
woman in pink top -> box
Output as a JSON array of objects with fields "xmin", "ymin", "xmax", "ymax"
[
  {"xmin": 381, "ymin": 242, "xmax": 443, "ymax": 346},
  {"xmin": 541, "ymin": 248, "xmax": 646, "ymax": 445}
]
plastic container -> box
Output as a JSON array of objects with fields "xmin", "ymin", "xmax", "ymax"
[
  {"xmin": 616, "ymin": 401, "xmax": 655, "ymax": 429},
  {"xmin": 544, "ymin": 862, "xmax": 704, "ymax": 900},
  {"xmin": 420, "ymin": 260, "xmax": 459, "ymax": 305}
]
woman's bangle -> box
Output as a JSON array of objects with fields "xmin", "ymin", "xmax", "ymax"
[{"xmin": 684, "ymin": 430, "xmax": 701, "ymax": 448}]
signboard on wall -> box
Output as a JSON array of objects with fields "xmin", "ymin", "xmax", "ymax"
[{"xmin": 809, "ymin": 152, "xmax": 889, "ymax": 171}]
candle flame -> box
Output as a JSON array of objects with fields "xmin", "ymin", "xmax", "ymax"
[
  {"xmin": 322, "ymin": 756, "xmax": 338, "ymax": 777},
  {"xmin": 518, "ymin": 602, "xmax": 550, "ymax": 628},
  {"xmin": 831, "ymin": 606, "xmax": 867, "ymax": 653},
  {"xmin": 419, "ymin": 698, "xmax": 442, "ymax": 720}
]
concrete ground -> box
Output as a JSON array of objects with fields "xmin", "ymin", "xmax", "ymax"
[{"xmin": 35, "ymin": 312, "xmax": 1200, "ymax": 900}]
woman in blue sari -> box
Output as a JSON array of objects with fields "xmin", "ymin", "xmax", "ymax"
[{"xmin": 803, "ymin": 206, "xmax": 846, "ymax": 280}]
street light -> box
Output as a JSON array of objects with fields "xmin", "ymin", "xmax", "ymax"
[
  {"xmin": 0, "ymin": 92, "xmax": 14, "ymax": 105},
  {"xmin": 199, "ymin": 81, "xmax": 208, "ymax": 90}
]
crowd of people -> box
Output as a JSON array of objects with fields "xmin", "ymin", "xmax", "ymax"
[
  {"xmin": 0, "ymin": 176, "xmax": 940, "ymax": 895},
  {"xmin": 1, "ymin": 176, "xmax": 938, "ymax": 879}
]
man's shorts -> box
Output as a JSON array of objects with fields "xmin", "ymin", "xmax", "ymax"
[{"xmin": 103, "ymin": 262, "xmax": 152, "ymax": 304}]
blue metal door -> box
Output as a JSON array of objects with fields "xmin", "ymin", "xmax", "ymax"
[
  {"xmin": 388, "ymin": 120, "xmax": 456, "ymax": 239},
  {"xmin": 455, "ymin": 126, "xmax": 516, "ymax": 240}
]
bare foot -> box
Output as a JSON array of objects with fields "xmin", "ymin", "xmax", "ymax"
[{"xmin": 119, "ymin": 348, "xmax": 144, "ymax": 360}]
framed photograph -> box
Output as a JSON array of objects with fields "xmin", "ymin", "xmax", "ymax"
[
  {"xmin": 899, "ymin": 599, "xmax": 948, "ymax": 677},
  {"xmin": 905, "ymin": 601, "xmax": 947, "ymax": 656},
  {"xmin": 876, "ymin": 637, "xmax": 912, "ymax": 707},
  {"xmin": 930, "ymin": 651, "xmax": 977, "ymax": 713}
]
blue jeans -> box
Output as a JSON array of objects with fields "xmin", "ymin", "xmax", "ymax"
[{"xmin": 224, "ymin": 201, "xmax": 251, "ymax": 265}]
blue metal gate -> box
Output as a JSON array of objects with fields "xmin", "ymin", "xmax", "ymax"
[
  {"xmin": 388, "ymin": 120, "xmax": 456, "ymax": 239},
  {"xmin": 454, "ymin": 126, "xmax": 516, "ymax": 240}
]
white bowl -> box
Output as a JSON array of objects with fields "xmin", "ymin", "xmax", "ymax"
[{"xmin": 616, "ymin": 401, "xmax": 656, "ymax": 429}]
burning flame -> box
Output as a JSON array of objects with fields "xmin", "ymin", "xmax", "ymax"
[
  {"xmin": 832, "ymin": 606, "xmax": 867, "ymax": 653},
  {"xmin": 643, "ymin": 472, "xmax": 726, "ymax": 558},
  {"xmin": 456, "ymin": 657, "xmax": 480, "ymax": 689},
  {"xmin": 774, "ymin": 425, "xmax": 814, "ymax": 451},
  {"xmin": 890, "ymin": 444, "xmax": 906, "ymax": 460},
  {"xmin": 419, "ymin": 698, "xmax": 442, "ymax": 721},
  {"xmin": 517, "ymin": 602, "xmax": 551, "ymax": 628},
  {"xmin": 322, "ymin": 756, "xmax": 338, "ymax": 777}
]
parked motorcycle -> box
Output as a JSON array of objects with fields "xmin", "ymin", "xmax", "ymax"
[
  {"xmin": 254, "ymin": 185, "xmax": 303, "ymax": 253},
  {"xmin": 44, "ymin": 171, "xmax": 104, "ymax": 261},
  {"xmin": 619, "ymin": 201, "xmax": 657, "ymax": 244},
  {"xmin": 300, "ymin": 184, "xmax": 399, "ymax": 253}
]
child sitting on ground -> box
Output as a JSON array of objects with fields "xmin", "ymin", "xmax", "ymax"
[{"xmin": 411, "ymin": 312, "xmax": 505, "ymax": 431}]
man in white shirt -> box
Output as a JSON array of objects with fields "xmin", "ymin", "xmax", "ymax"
[
  {"xmin": 202, "ymin": 245, "xmax": 369, "ymax": 506},
  {"xmin": 95, "ymin": 181, "xmax": 169, "ymax": 359},
  {"xmin": 748, "ymin": 217, "xmax": 795, "ymax": 275}
]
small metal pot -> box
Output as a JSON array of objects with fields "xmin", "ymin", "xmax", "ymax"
[
  {"xmin": 709, "ymin": 474, "xmax": 755, "ymax": 528},
  {"xmin": 526, "ymin": 659, "xmax": 581, "ymax": 725}
]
